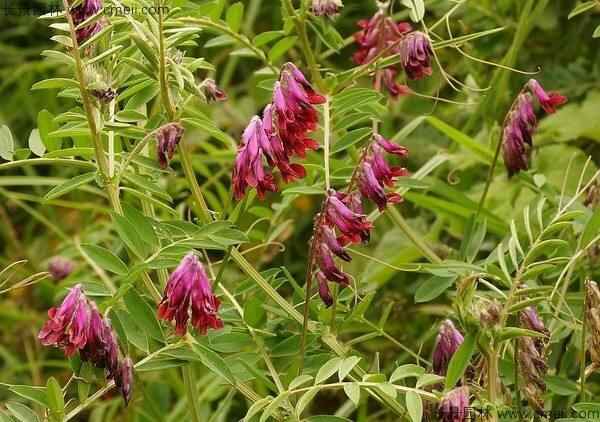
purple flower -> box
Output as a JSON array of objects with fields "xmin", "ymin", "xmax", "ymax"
[
  {"xmin": 438, "ymin": 386, "xmax": 469, "ymax": 422},
  {"xmin": 70, "ymin": 0, "xmax": 103, "ymax": 44},
  {"xmin": 158, "ymin": 252, "xmax": 223, "ymax": 336},
  {"xmin": 115, "ymin": 357, "xmax": 134, "ymax": 404},
  {"xmin": 316, "ymin": 271, "xmax": 333, "ymax": 307},
  {"xmin": 48, "ymin": 256, "xmax": 74, "ymax": 281},
  {"xmin": 321, "ymin": 226, "xmax": 351, "ymax": 262},
  {"xmin": 232, "ymin": 116, "xmax": 277, "ymax": 200},
  {"xmin": 502, "ymin": 93, "xmax": 536, "ymax": 176},
  {"xmin": 38, "ymin": 284, "xmax": 91, "ymax": 356},
  {"xmin": 528, "ymin": 79, "xmax": 567, "ymax": 114},
  {"xmin": 359, "ymin": 161, "xmax": 403, "ymax": 211},
  {"xmin": 201, "ymin": 79, "xmax": 227, "ymax": 103},
  {"xmin": 374, "ymin": 134, "xmax": 408, "ymax": 157},
  {"xmin": 502, "ymin": 80, "xmax": 566, "ymax": 176},
  {"xmin": 311, "ymin": 0, "xmax": 343, "ymax": 17},
  {"xmin": 38, "ymin": 284, "xmax": 133, "ymax": 405},
  {"xmin": 432, "ymin": 319, "xmax": 464, "ymax": 376},
  {"xmin": 399, "ymin": 31, "xmax": 433, "ymax": 80},
  {"xmin": 80, "ymin": 304, "xmax": 119, "ymax": 378},
  {"xmin": 520, "ymin": 307, "xmax": 548, "ymax": 335},
  {"xmin": 326, "ymin": 191, "xmax": 373, "ymax": 245},
  {"xmin": 585, "ymin": 280, "xmax": 600, "ymax": 364},
  {"xmin": 156, "ymin": 122, "xmax": 184, "ymax": 169},
  {"xmin": 353, "ymin": 12, "xmax": 413, "ymax": 96},
  {"xmin": 318, "ymin": 244, "xmax": 350, "ymax": 286}
]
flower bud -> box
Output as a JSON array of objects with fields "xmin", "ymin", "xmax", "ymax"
[
  {"xmin": 311, "ymin": 0, "xmax": 343, "ymax": 17},
  {"xmin": 200, "ymin": 79, "xmax": 227, "ymax": 103},
  {"xmin": 433, "ymin": 320, "xmax": 464, "ymax": 376},
  {"xmin": 156, "ymin": 122, "xmax": 184, "ymax": 169},
  {"xmin": 438, "ymin": 386, "xmax": 469, "ymax": 422},
  {"xmin": 48, "ymin": 256, "xmax": 74, "ymax": 281}
]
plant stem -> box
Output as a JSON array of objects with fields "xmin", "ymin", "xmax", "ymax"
[
  {"xmin": 488, "ymin": 348, "xmax": 499, "ymax": 422},
  {"xmin": 323, "ymin": 96, "xmax": 331, "ymax": 190},
  {"xmin": 183, "ymin": 366, "xmax": 202, "ymax": 422},
  {"xmin": 476, "ymin": 127, "xmax": 502, "ymax": 217},
  {"xmin": 579, "ymin": 281, "xmax": 588, "ymax": 401},
  {"xmin": 158, "ymin": 1, "xmax": 176, "ymax": 120},
  {"xmin": 387, "ymin": 207, "xmax": 442, "ymax": 264}
]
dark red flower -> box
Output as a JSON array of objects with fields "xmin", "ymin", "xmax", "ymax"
[
  {"xmin": 80, "ymin": 304, "xmax": 119, "ymax": 378},
  {"xmin": 115, "ymin": 357, "xmax": 134, "ymax": 405},
  {"xmin": 38, "ymin": 284, "xmax": 91, "ymax": 356},
  {"xmin": 399, "ymin": 31, "xmax": 433, "ymax": 80},
  {"xmin": 156, "ymin": 122, "xmax": 184, "ymax": 169},
  {"xmin": 158, "ymin": 252, "xmax": 223, "ymax": 336},
  {"xmin": 318, "ymin": 244, "xmax": 350, "ymax": 286},
  {"xmin": 502, "ymin": 80, "xmax": 566, "ymax": 176},
  {"xmin": 316, "ymin": 271, "xmax": 333, "ymax": 307},
  {"xmin": 326, "ymin": 191, "xmax": 373, "ymax": 245},
  {"xmin": 528, "ymin": 79, "xmax": 567, "ymax": 114}
]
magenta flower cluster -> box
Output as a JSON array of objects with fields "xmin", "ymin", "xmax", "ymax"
[
  {"xmin": 439, "ymin": 386, "xmax": 470, "ymax": 422},
  {"xmin": 353, "ymin": 11, "xmax": 433, "ymax": 96},
  {"xmin": 502, "ymin": 79, "xmax": 566, "ymax": 175},
  {"xmin": 158, "ymin": 252, "xmax": 223, "ymax": 336},
  {"xmin": 38, "ymin": 284, "xmax": 133, "ymax": 404},
  {"xmin": 70, "ymin": 0, "xmax": 104, "ymax": 44},
  {"xmin": 233, "ymin": 63, "xmax": 325, "ymax": 199}
]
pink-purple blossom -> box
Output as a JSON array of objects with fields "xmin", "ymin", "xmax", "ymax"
[
  {"xmin": 502, "ymin": 79, "xmax": 566, "ymax": 175},
  {"xmin": 201, "ymin": 79, "xmax": 227, "ymax": 103},
  {"xmin": 399, "ymin": 31, "xmax": 434, "ymax": 80},
  {"xmin": 439, "ymin": 386, "xmax": 469, "ymax": 422},
  {"xmin": 70, "ymin": 0, "xmax": 104, "ymax": 44},
  {"xmin": 158, "ymin": 252, "xmax": 223, "ymax": 336},
  {"xmin": 156, "ymin": 122, "xmax": 184, "ymax": 169},
  {"xmin": 432, "ymin": 319, "xmax": 464, "ymax": 376}
]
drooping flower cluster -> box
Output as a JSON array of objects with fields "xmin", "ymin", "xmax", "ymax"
[
  {"xmin": 311, "ymin": 134, "xmax": 408, "ymax": 306},
  {"xmin": 70, "ymin": 0, "xmax": 104, "ymax": 44},
  {"xmin": 353, "ymin": 9, "xmax": 433, "ymax": 96},
  {"xmin": 517, "ymin": 306, "xmax": 549, "ymax": 413},
  {"xmin": 358, "ymin": 134, "xmax": 408, "ymax": 210},
  {"xmin": 432, "ymin": 319, "xmax": 464, "ymax": 376},
  {"xmin": 311, "ymin": 0, "xmax": 343, "ymax": 17},
  {"xmin": 233, "ymin": 63, "xmax": 325, "ymax": 199},
  {"xmin": 585, "ymin": 280, "xmax": 600, "ymax": 365},
  {"xmin": 438, "ymin": 386, "xmax": 470, "ymax": 422},
  {"xmin": 502, "ymin": 79, "xmax": 567, "ymax": 176},
  {"xmin": 312, "ymin": 191, "xmax": 372, "ymax": 305},
  {"xmin": 48, "ymin": 256, "xmax": 74, "ymax": 281},
  {"xmin": 38, "ymin": 284, "xmax": 133, "ymax": 403},
  {"xmin": 156, "ymin": 122, "xmax": 185, "ymax": 169},
  {"xmin": 158, "ymin": 252, "xmax": 223, "ymax": 336}
]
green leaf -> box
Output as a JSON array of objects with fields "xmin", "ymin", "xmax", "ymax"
[
  {"xmin": 497, "ymin": 327, "xmax": 547, "ymax": 342},
  {"xmin": 112, "ymin": 309, "xmax": 149, "ymax": 353},
  {"xmin": 445, "ymin": 332, "xmax": 476, "ymax": 390},
  {"xmin": 122, "ymin": 203, "xmax": 159, "ymax": 249},
  {"xmin": 401, "ymin": 0, "xmax": 425, "ymax": 22},
  {"xmin": 124, "ymin": 289, "xmax": 164, "ymax": 341},
  {"xmin": 594, "ymin": 24, "xmax": 600, "ymax": 38},
  {"xmin": 415, "ymin": 276, "xmax": 456, "ymax": 303},
  {"xmin": 81, "ymin": 244, "xmax": 128, "ymax": 275},
  {"xmin": 5, "ymin": 403, "xmax": 39, "ymax": 422},
  {"xmin": 289, "ymin": 375, "xmax": 314, "ymax": 390},
  {"xmin": 343, "ymin": 383, "xmax": 360, "ymax": 407},
  {"xmin": 191, "ymin": 343, "xmax": 235, "ymax": 384},
  {"xmin": 0, "ymin": 125, "xmax": 15, "ymax": 161},
  {"xmin": 44, "ymin": 172, "xmax": 96, "ymax": 200},
  {"xmin": 581, "ymin": 207, "xmax": 600, "ymax": 248},
  {"xmin": 405, "ymin": 391, "xmax": 423, "ymax": 422},
  {"xmin": 28, "ymin": 129, "xmax": 46, "ymax": 157},
  {"xmin": 568, "ymin": 1, "xmax": 597, "ymax": 19},
  {"xmin": 295, "ymin": 387, "xmax": 318, "ymax": 416},
  {"xmin": 315, "ymin": 357, "xmax": 343, "ymax": 384},
  {"xmin": 338, "ymin": 356, "xmax": 361, "ymax": 381},
  {"xmin": 37, "ymin": 110, "xmax": 61, "ymax": 151},
  {"xmin": 113, "ymin": 212, "xmax": 149, "ymax": 258},
  {"xmin": 226, "ymin": 2, "xmax": 244, "ymax": 32},
  {"xmin": 268, "ymin": 36, "xmax": 298, "ymax": 61},
  {"xmin": 115, "ymin": 110, "xmax": 147, "ymax": 122},
  {"xmin": 545, "ymin": 375, "xmax": 579, "ymax": 396},
  {"xmin": 390, "ymin": 364, "xmax": 426, "ymax": 382},
  {"xmin": 209, "ymin": 332, "xmax": 253, "ymax": 353},
  {"xmin": 331, "ymin": 127, "xmax": 372, "ymax": 154},
  {"xmin": 304, "ymin": 417, "xmax": 352, "ymax": 422},
  {"xmin": 253, "ymin": 31, "xmax": 284, "ymax": 47},
  {"xmin": 0, "ymin": 384, "xmax": 48, "ymax": 407},
  {"xmin": 426, "ymin": 116, "xmax": 494, "ymax": 163},
  {"xmin": 243, "ymin": 396, "xmax": 272, "ymax": 421},
  {"xmin": 31, "ymin": 78, "xmax": 79, "ymax": 90},
  {"xmin": 46, "ymin": 377, "xmax": 64, "ymax": 422}
]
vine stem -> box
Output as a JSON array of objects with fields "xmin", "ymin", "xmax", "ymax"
[
  {"xmin": 182, "ymin": 366, "xmax": 202, "ymax": 422},
  {"xmin": 387, "ymin": 207, "xmax": 442, "ymax": 264},
  {"xmin": 475, "ymin": 128, "xmax": 503, "ymax": 217}
]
